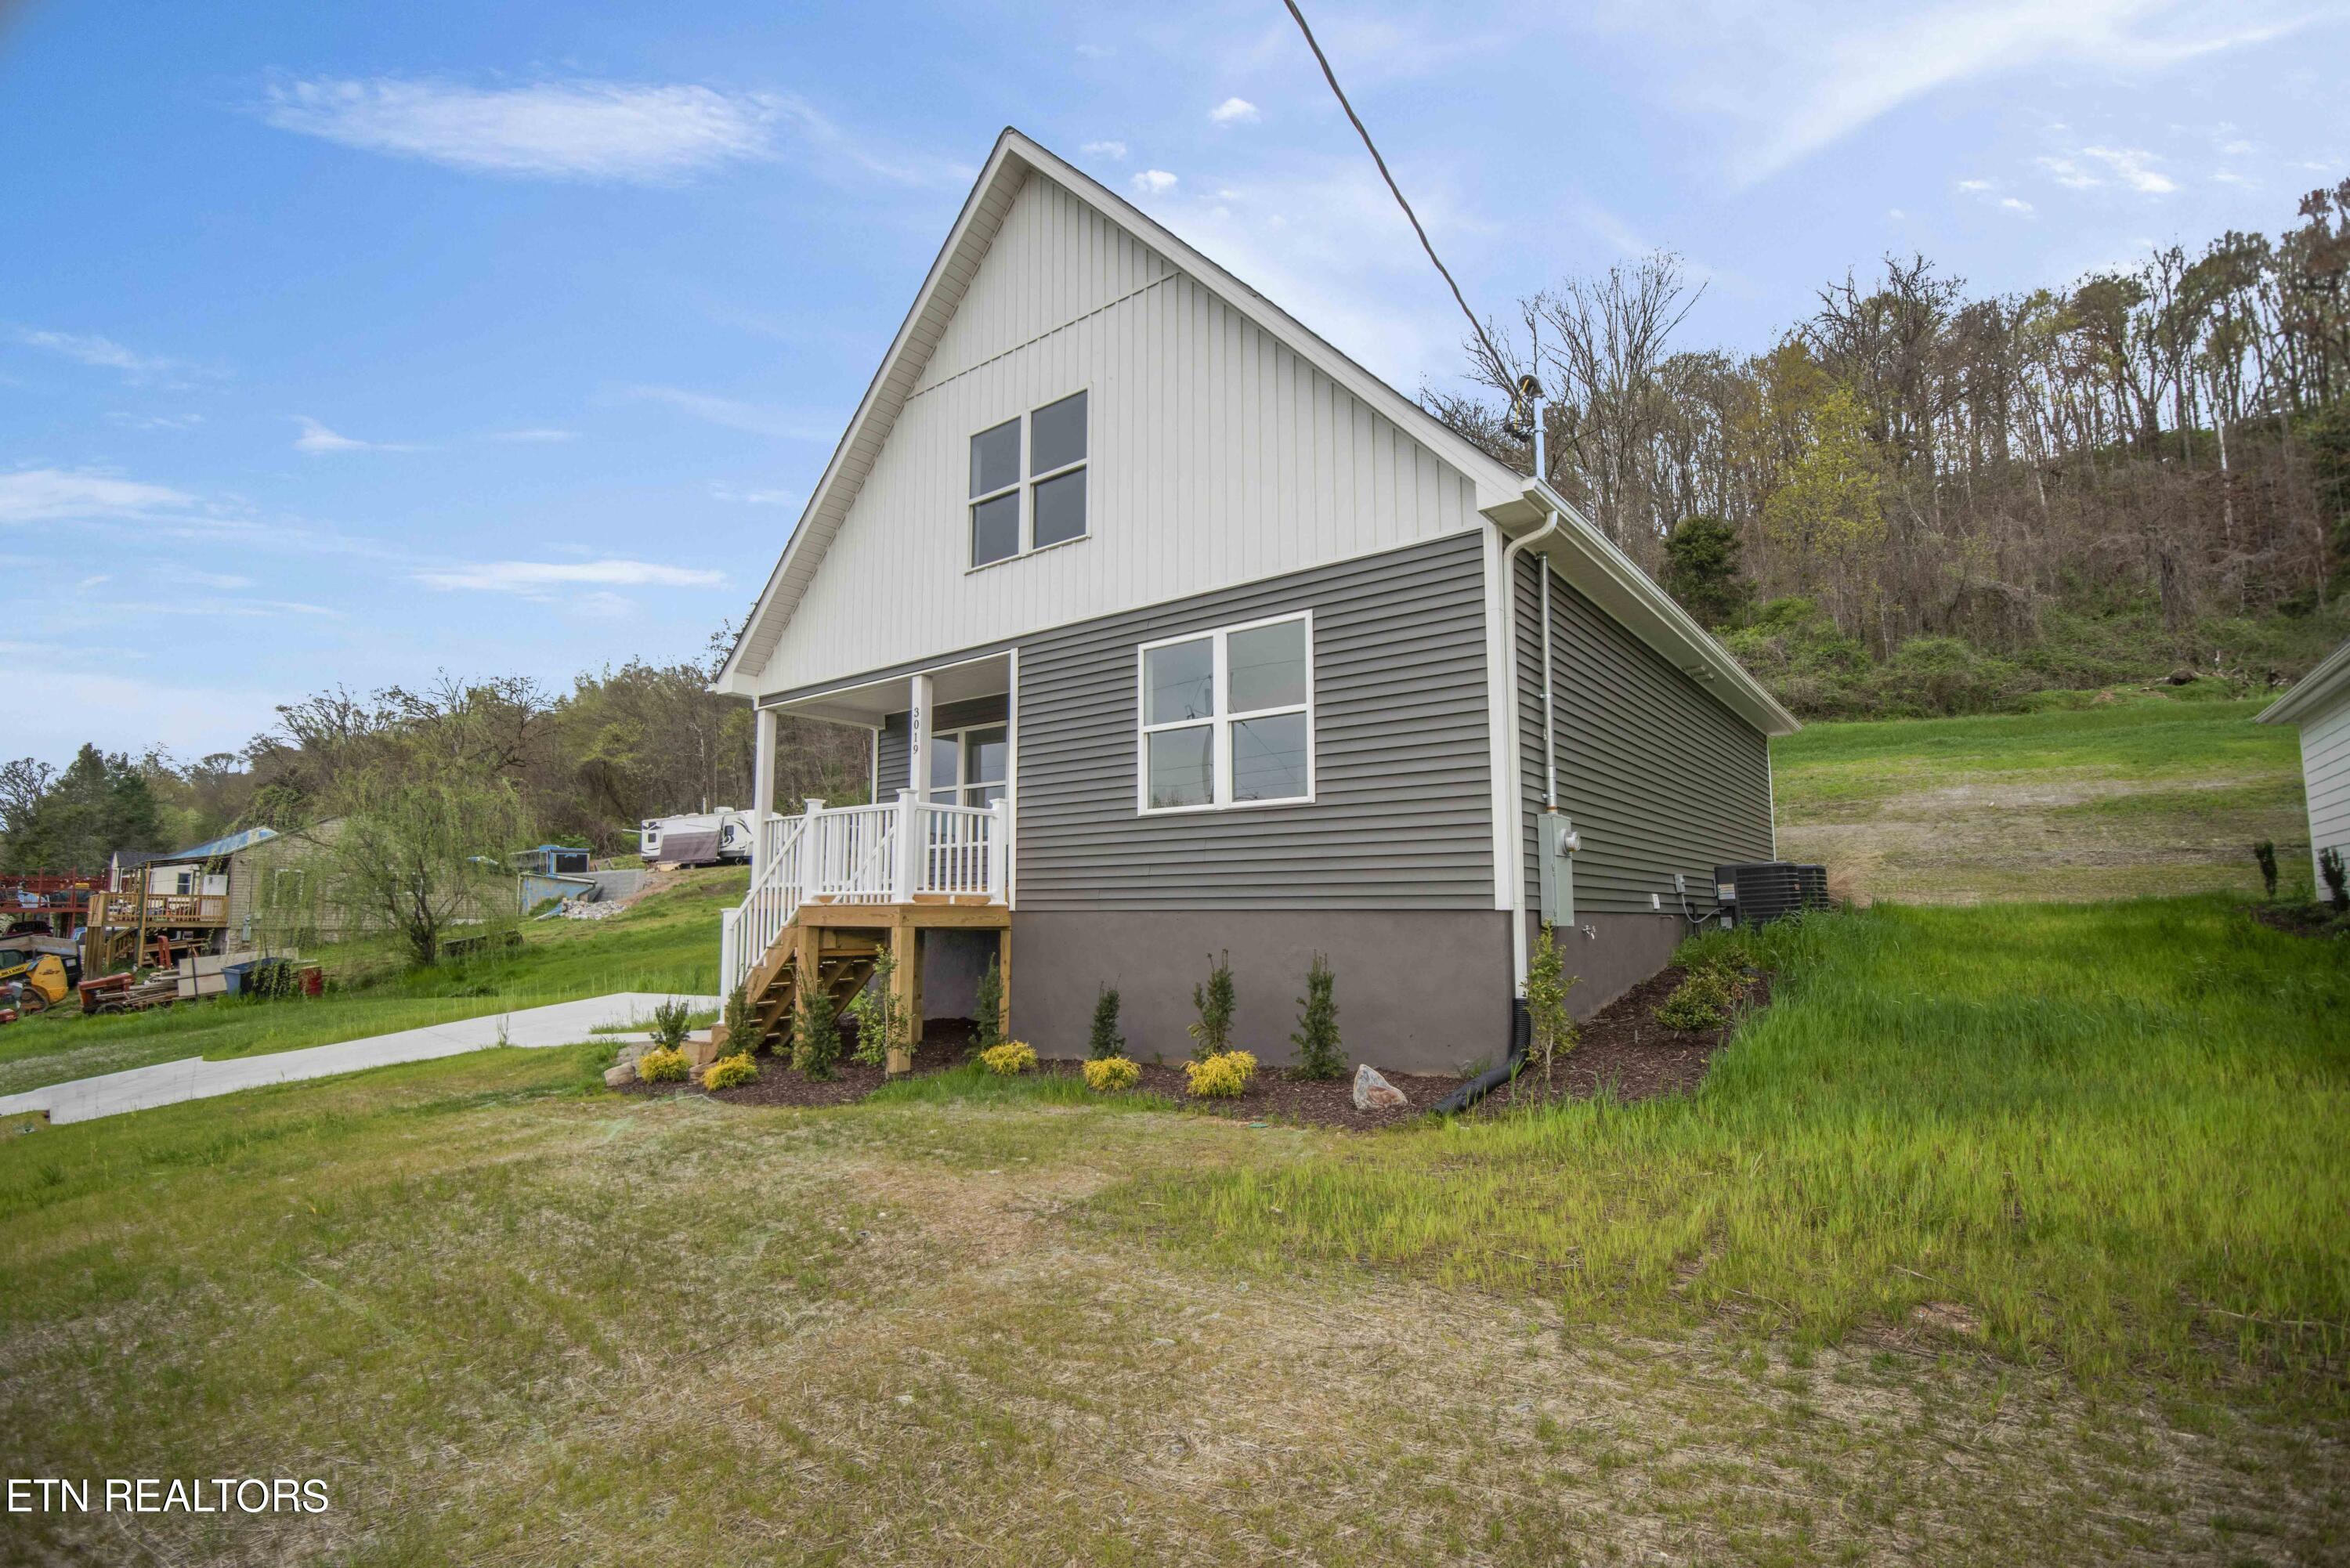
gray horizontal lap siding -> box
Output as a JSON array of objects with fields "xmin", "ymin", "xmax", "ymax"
[
  {"xmin": 1014, "ymin": 532, "xmax": 1495, "ymax": 910},
  {"xmin": 1515, "ymin": 554, "xmax": 1774, "ymax": 916},
  {"xmin": 875, "ymin": 695, "xmax": 1012, "ymax": 794}
]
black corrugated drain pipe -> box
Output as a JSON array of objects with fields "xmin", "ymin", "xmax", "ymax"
[{"xmin": 1434, "ymin": 998, "xmax": 1531, "ymax": 1115}]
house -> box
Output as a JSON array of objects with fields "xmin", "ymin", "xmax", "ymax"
[
  {"xmin": 2258, "ymin": 635, "xmax": 2350, "ymax": 896},
  {"xmin": 710, "ymin": 129, "xmax": 1798, "ymax": 1073}
]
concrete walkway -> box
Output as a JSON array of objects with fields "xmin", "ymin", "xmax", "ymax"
[{"xmin": 0, "ymin": 992, "xmax": 718, "ymax": 1128}]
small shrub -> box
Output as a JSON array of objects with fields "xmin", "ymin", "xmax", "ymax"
[
  {"xmin": 845, "ymin": 945, "xmax": 909, "ymax": 1069},
  {"xmin": 649, "ymin": 996, "xmax": 695, "ymax": 1051},
  {"xmin": 635, "ymin": 1046, "xmax": 690, "ymax": 1083},
  {"xmin": 791, "ymin": 985, "xmax": 842, "ymax": 1081},
  {"xmin": 702, "ymin": 1053, "xmax": 759, "ymax": 1090},
  {"xmin": 1184, "ymin": 1049, "xmax": 1256, "ymax": 1099},
  {"xmin": 2253, "ymin": 840, "xmax": 2280, "ymax": 900},
  {"xmin": 721, "ymin": 982, "xmax": 756, "ymax": 1053},
  {"xmin": 2323, "ymin": 847, "xmax": 2348, "ymax": 914},
  {"xmin": 1524, "ymin": 923, "xmax": 1579, "ymax": 1086},
  {"xmin": 1288, "ymin": 954, "xmax": 1344, "ymax": 1080},
  {"xmin": 1087, "ymin": 985, "xmax": 1126, "ymax": 1060},
  {"xmin": 973, "ymin": 957, "xmax": 1005, "ymax": 1055},
  {"xmin": 1188, "ymin": 951, "xmax": 1235, "ymax": 1060},
  {"xmin": 1083, "ymin": 1056, "xmax": 1140, "ymax": 1093},
  {"xmin": 979, "ymin": 1040, "xmax": 1037, "ymax": 1076},
  {"xmin": 1656, "ymin": 968, "xmax": 1736, "ymax": 1032}
]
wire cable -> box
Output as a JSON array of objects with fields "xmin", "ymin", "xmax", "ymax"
[{"xmin": 1279, "ymin": 0, "xmax": 1513, "ymax": 385}]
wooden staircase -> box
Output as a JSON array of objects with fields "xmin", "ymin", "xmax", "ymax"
[{"xmin": 728, "ymin": 919, "xmax": 887, "ymax": 1053}]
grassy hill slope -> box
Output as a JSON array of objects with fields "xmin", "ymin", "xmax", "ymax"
[{"xmin": 1772, "ymin": 685, "xmax": 2308, "ymax": 904}]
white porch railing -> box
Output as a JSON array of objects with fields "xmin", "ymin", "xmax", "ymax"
[{"xmin": 720, "ymin": 792, "xmax": 1008, "ymax": 997}]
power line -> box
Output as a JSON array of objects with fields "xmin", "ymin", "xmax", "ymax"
[{"xmin": 1279, "ymin": 0, "xmax": 1514, "ymax": 389}]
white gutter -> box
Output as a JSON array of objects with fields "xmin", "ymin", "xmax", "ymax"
[{"xmin": 1498, "ymin": 505, "xmax": 1563, "ymax": 993}]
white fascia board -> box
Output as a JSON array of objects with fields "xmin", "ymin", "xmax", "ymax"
[
  {"xmin": 2258, "ymin": 636, "xmax": 2350, "ymax": 727},
  {"xmin": 1503, "ymin": 479, "xmax": 1799, "ymax": 738}
]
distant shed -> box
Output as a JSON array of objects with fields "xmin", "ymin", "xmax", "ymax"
[{"xmin": 2258, "ymin": 635, "xmax": 2350, "ymax": 892}]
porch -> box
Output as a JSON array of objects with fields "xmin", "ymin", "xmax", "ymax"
[{"xmin": 716, "ymin": 792, "xmax": 1010, "ymax": 1057}]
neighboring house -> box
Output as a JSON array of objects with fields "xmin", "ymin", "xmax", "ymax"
[
  {"xmin": 2258, "ymin": 635, "xmax": 2350, "ymax": 894},
  {"xmin": 710, "ymin": 129, "xmax": 1798, "ymax": 1073}
]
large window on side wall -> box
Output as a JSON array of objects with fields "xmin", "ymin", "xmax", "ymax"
[
  {"xmin": 1135, "ymin": 612, "xmax": 1314, "ymax": 815},
  {"xmin": 968, "ymin": 390, "xmax": 1086, "ymax": 568}
]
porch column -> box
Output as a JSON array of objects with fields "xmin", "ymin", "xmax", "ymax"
[
  {"xmin": 906, "ymin": 670, "xmax": 935, "ymax": 807},
  {"xmin": 750, "ymin": 705, "xmax": 778, "ymax": 884}
]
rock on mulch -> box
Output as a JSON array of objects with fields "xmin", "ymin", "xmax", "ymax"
[{"xmin": 1120, "ymin": 1061, "xmax": 1465, "ymax": 1132}]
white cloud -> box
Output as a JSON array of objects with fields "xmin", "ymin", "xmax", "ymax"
[
  {"xmin": 9, "ymin": 326, "xmax": 193, "ymax": 384},
  {"xmin": 111, "ymin": 598, "xmax": 338, "ymax": 619},
  {"xmin": 292, "ymin": 415, "xmax": 422, "ymax": 453},
  {"xmin": 77, "ymin": 574, "xmax": 110, "ymax": 591},
  {"xmin": 0, "ymin": 468, "xmax": 194, "ymax": 524},
  {"xmin": 569, "ymin": 591, "xmax": 637, "ymax": 619},
  {"xmin": 1955, "ymin": 178, "xmax": 1993, "ymax": 192},
  {"xmin": 609, "ymin": 383, "xmax": 831, "ymax": 439},
  {"xmin": 0, "ymin": 665, "xmax": 287, "ymax": 763},
  {"xmin": 182, "ymin": 570, "xmax": 255, "ymax": 590},
  {"xmin": 2001, "ymin": 196, "xmax": 2036, "ymax": 213},
  {"xmin": 1610, "ymin": 0, "xmax": 2322, "ymax": 183},
  {"xmin": 1133, "ymin": 168, "xmax": 1179, "ymax": 195},
  {"xmin": 1075, "ymin": 43, "xmax": 1115, "ymax": 60},
  {"xmin": 413, "ymin": 558, "xmax": 725, "ymax": 594},
  {"xmin": 1209, "ymin": 97, "xmax": 1261, "ymax": 125},
  {"xmin": 710, "ymin": 482, "xmax": 796, "ymax": 506},
  {"xmin": 258, "ymin": 77, "xmax": 779, "ymax": 182},
  {"xmin": 106, "ymin": 411, "xmax": 205, "ymax": 431},
  {"xmin": 1081, "ymin": 139, "xmax": 1129, "ymax": 161},
  {"xmin": 486, "ymin": 427, "xmax": 577, "ymax": 443},
  {"xmin": 2037, "ymin": 144, "xmax": 2178, "ymax": 193}
]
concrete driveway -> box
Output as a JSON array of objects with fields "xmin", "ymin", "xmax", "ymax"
[{"xmin": 0, "ymin": 992, "xmax": 718, "ymax": 1127}]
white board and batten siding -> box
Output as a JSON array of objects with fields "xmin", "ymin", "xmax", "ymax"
[
  {"xmin": 2299, "ymin": 685, "xmax": 2350, "ymax": 889},
  {"xmin": 757, "ymin": 170, "xmax": 1483, "ymax": 696}
]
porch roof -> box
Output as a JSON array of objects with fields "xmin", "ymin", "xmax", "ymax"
[{"xmin": 759, "ymin": 650, "xmax": 1013, "ymax": 728}]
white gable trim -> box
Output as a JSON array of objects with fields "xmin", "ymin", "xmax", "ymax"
[
  {"xmin": 716, "ymin": 126, "xmax": 1794, "ymax": 742},
  {"xmin": 716, "ymin": 127, "xmax": 1524, "ymax": 695}
]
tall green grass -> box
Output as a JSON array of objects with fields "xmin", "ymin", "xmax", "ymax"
[{"xmin": 1116, "ymin": 898, "xmax": 2350, "ymax": 1388}]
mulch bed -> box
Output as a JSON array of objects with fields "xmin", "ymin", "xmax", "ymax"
[
  {"xmin": 611, "ymin": 971, "xmax": 1766, "ymax": 1129},
  {"xmin": 2250, "ymin": 902, "xmax": 2350, "ymax": 941},
  {"xmin": 1469, "ymin": 965, "xmax": 1766, "ymax": 1117}
]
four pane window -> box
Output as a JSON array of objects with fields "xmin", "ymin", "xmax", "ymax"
[
  {"xmin": 1137, "ymin": 613, "xmax": 1314, "ymax": 813},
  {"xmin": 967, "ymin": 392, "xmax": 1087, "ymax": 566}
]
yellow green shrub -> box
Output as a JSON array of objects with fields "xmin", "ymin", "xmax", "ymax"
[
  {"xmin": 1082, "ymin": 1056, "xmax": 1140, "ymax": 1093},
  {"xmin": 701, "ymin": 1053, "xmax": 759, "ymax": 1090},
  {"xmin": 635, "ymin": 1046, "xmax": 690, "ymax": 1083},
  {"xmin": 979, "ymin": 1041, "xmax": 1037, "ymax": 1076},
  {"xmin": 1184, "ymin": 1049, "xmax": 1256, "ymax": 1099}
]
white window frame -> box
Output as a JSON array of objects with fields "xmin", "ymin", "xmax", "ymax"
[
  {"xmin": 967, "ymin": 416, "xmax": 1023, "ymax": 569},
  {"xmin": 1134, "ymin": 609, "xmax": 1315, "ymax": 816},
  {"xmin": 926, "ymin": 721, "xmax": 1009, "ymax": 808},
  {"xmin": 965, "ymin": 388, "xmax": 1090, "ymax": 573}
]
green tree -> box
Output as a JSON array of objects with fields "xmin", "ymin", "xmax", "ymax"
[
  {"xmin": 1524, "ymin": 923, "xmax": 1579, "ymax": 1088},
  {"xmin": 1660, "ymin": 515, "xmax": 1754, "ymax": 630},
  {"xmin": 1087, "ymin": 985, "xmax": 1126, "ymax": 1060},
  {"xmin": 1287, "ymin": 954, "xmax": 1344, "ymax": 1080},
  {"xmin": 1760, "ymin": 385, "xmax": 1886, "ymax": 638},
  {"xmin": 305, "ymin": 768, "xmax": 534, "ymax": 966},
  {"xmin": 1189, "ymin": 951, "xmax": 1236, "ymax": 1060},
  {"xmin": 1, "ymin": 744, "xmax": 164, "ymax": 872}
]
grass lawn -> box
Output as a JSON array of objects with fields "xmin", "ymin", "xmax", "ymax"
[
  {"xmin": 0, "ymin": 869, "xmax": 744, "ymax": 1099},
  {"xmin": 1773, "ymin": 688, "xmax": 2308, "ymax": 905},
  {"xmin": 4, "ymin": 895, "xmax": 2343, "ymax": 1565}
]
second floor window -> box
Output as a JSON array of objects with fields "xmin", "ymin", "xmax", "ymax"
[{"xmin": 969, "ymin": 391, "xmax": 1087, "ymax": 568}]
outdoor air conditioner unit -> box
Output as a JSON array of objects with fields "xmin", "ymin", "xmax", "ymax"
[{"xmin": 1712, "ymin": 862, "xmax": 1829, "ymax": 928}]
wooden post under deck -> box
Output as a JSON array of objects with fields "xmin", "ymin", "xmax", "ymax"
[
  {"xmin": 994, "ymin": 925, "xmax": 1011, "ymax": 1043},
  {"xmin": 889, "ymin": 912, "xmax": 924, "ymax": 1048}
]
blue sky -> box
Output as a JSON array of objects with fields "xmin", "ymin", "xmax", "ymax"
[{"xmin": 3, "ymin": 0, "xmax": 2343, "ymax": 766}]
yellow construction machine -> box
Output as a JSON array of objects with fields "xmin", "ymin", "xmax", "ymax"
[{"xmin": 0, "ymin": 937, "xmax": 77, "ymax": 1015}]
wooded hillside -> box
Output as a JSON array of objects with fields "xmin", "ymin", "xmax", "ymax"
[{"xmin": 1429, "ymin": 177, "xmax": 2350, "ymax": 716}]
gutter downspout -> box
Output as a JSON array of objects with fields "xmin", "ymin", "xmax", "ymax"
[{"xmin": 1498, "ymin": 506, "xmax": 1561, "ymax": 994}]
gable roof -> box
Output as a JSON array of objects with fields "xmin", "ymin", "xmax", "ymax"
[
  {"xmin": 717, "ymin": 128, "xmax": 1795, "ymax": 737},
  {"xmin": 168, "ymin": 826, "xmax": 280, "ymax": 862},
  {"xmin": 2257, "ymin": 634, "xmax": 2350, "ymax": 726}
]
